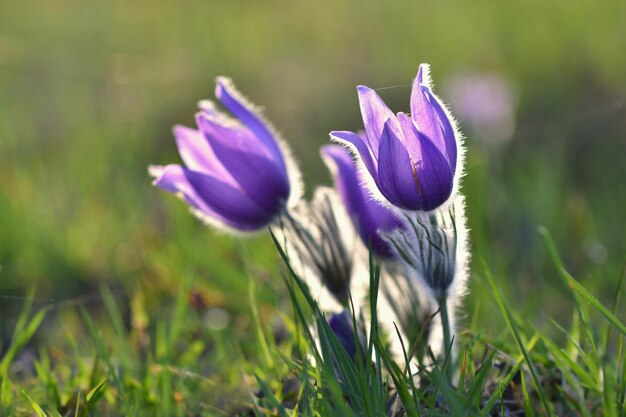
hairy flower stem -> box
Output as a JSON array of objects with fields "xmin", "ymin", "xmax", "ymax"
[{"xmin": 439, "ymin": 296, "xmax": 454, "ymax": 384}]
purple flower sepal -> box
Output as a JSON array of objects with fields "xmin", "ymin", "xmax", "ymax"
[
  {"xmin": 321, "ymin": 144, "xmax": 404, "ymax": 258},
  {"xmin": 150, "ymin": 78, "xmax": 301, "ymax": 232},
  {"xmin": 331, "ymin": 64, "xmax": 459, "ymax": 212}
]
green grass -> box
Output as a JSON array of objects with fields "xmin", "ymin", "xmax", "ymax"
[
  {"xmin": 0, "ymin": 228, "xmax": 624, "ymax": 415},
  {"xmin": 1, "ymin": 0, "xmax": 626, "ymax": 415}
]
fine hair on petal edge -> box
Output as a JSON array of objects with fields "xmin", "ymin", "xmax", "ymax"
[
  {"xmin": 417, "ymin": 63, "xmax": 467, "ymax": 198},
  {"xmin": 327, "ymin": 133, "xmax": 402, "ymax": 214},
  {"xmin": 214, "ymin": 76, "xmax": 304, "ymax": 208},
  {"xmin": 195, "ymin": 104, "xmax": 241, "ymax": 129},
  {"xmin": 446, "ymin": 194, "xmax": 470, "ymax": 307},
  {"xmin": 330, "ymin": 63, "xmax": 467, "ymax": 212},
  {"xmin": 190, "ymin": 207, "xmax": 273, "ymax": 237}
]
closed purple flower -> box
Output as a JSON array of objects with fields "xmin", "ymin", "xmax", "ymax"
[
  {"xmin": 150, "ymin": 78, "xmax": 300, "ymax": 231},
  {"xmin": 328, "ymin": 310, "xmax": 366, "ymax": 362},
  {"xmin": 330, "ymin": 64, "xmax": 458, "ymax": 212},
  {"xmin": 321, "ymin": 144, "xmax": 404, "ymax": 258}
]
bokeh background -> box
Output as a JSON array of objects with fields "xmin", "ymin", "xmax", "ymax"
[{"xmin": 1, "ymin": 0, "xmax": 625, "ymax": 344}]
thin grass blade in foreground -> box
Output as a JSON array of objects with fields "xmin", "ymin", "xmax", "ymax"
[
  {"xmin": 541, "ymin": 227, "xmax": 626, "ymax": 336},
  {"xmin": 481, "ymin": 257, "xmax": 555, "ymax": 417}
]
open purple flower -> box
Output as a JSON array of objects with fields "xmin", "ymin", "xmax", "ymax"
[
  {"xmin": 150, "ymin": 78, "xmax": 300, "ymax": 231},
  {"xmin": 321, "ymin": 144, "xmax": 404, "ymax": 258},
  {"xmin": 330, "ymin": 64, "xmax": 458, "ymax": 212}
]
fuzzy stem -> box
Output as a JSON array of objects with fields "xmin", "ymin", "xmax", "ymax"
[{"xmin": 439, "ymin": 296, "xmax": 454, "ymax": 383}]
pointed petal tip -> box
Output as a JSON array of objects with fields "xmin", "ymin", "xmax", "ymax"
[
  {"xmin": 329, "ymin": 130, "xmax": 352, "ymax": 141},
  {"xmin": 319, "ymin": 143, "xmax": 333, "ymax": 158},
  {"xmin": 197, "ymin": 99, "xmax": 217, "ymax": 113},
  {"xmin": 215, "ymin": 75, "xmax": 232, "ymax": 87},
  {"xmin": 193, "ymin": 112, "xmax": 206, "ymax": 130},
  {"xmin": 356, "ymin": 85, "xmax": 374, "ymax": 94},
  {"xmin": 329, "ymin": 131, "xmax": 363, "ymax": 150},
  {"xmin": 416, "ymin": 63, "xmax": 432, "ymax": 88},
  {"xmin": 193, "ymin": 111, "xmax": 232, "ymax": 131},
  {"xmin": 321, "ymin": 143, "xmax": 343, "ymax": 152},
  {"xmin": 417, "ymin": 63, "xmax": 428, "ymax": 78},
  {"xmin": 214, "ymin": 76, "xmax": 235, "ymax": 100},
  {"xmin": 382, "ymin": 117, "xmax": 397, "ymax": 133},
  {"xmin": 172, "ymin": 124, "xmax": 192, "ymax": 136},
  {"xmin": 320, "ymin": 143, "xmax": 349, "ymax": 163},
  {"xmin": 150, "ymin": 164, "xmax": 184, "ymax": 190},
  {"xmin": 148, "ymin": 164, "xmax": 165, "ymax": 180}
]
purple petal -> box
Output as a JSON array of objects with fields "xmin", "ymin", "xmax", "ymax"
[
  {"xmin": 366, "ymin": 200, "xmax": 404, "ymax": 257},
  {"xmin": 322, "ymin": 145, "xmax": 403, "ymax": 257},
  {"xmin": 153, "ymin": 164, "xmax": 277, "ymax": 230},
  {"xmin": 410, "ymin": 67, "xmax": 442, "ymax": 149},
  {"xmin": 356, "ymin": 86, "xmax": 400, "ymax": 159},
  {"xmin": 397, "ymin": 113, "xmax": 454, "ymax": 210},
  {"xmin": 197, "ymin": 100, "xmax": 219, "ymax": 117},
  {"xmin": 377, "ymin": 121, "xmax": 423, "ymax": 210},
  {"xmin": 152, "ymin": 164, "xmax": 232, "ymax": 225},
  {"xmin": 328, "ymin": 311, "xmax": 360, "ymax": 360},
  {"xmin": 410, "ymin": 65, "xmax": 457, "ymax": 169},
  {"xmin": 322, "ymin": 144, "xmax": 367, "ymax": 223},
  {"xmin": 410, "ymin": 133, "xmax": 454, "ymax": 210},
  {"xmin": 214, "ymin": 77, "xmax": 286, "ymax": 171},
  {"xmin": 396, "ymin": 113, "xmax": 422, "ymax": 158},
  {"xmin": 183, "ymin": 169, "xmax": 276, "ymax": 230},
  {"xmin": 195, "ymin": 114, "xmax": 290, "ymax": 214},
  {"xmin": 424, "ymin": 87, "xmax": 457, "ymax": 169},
  {"xmin": 173, "ymin": 125, "xmax": 234, "ymax": 182},
  {"xmin": 329, "ymin": 130, "xmax": 379, "ymax": 184}
]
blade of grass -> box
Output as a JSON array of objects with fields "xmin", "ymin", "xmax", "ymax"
[
  {"xmin": 80, "ymin": 307, "xmax": 125, "ymax": 400},
  {"xmin": 481, "ymin": 257, "xmax": 554, "ymax": 416},
  {"xmin": 0, "ymin": 306, "xmax": 47, "ymax": 377},
  {"xmin": 550, "ymin": 317, "xmax": 598, "ymax": 380},
  {"xmin": 249, "ymin": 280, "xmax": 275, "ymax": 370},
  {"xmin": 158, "ymin": 365, "xmax": 172, "ymax": 417},
  {"xmin": 100, "ymin": 284, "xmax": 132, "ymax": 370},
  {"xmin": 604, "ymin": 254, "xmax": 626, "ymax": 353},
  {"xmin": 542, "ymin": 335, "xmax": 598, "ymax": 390},
  {"xmin": 464, "ymin": 349, "xmax": 497, "ymax": 408},
  {"xmin": 481, "ymin": 333, "xmax": 540, "ymax": 414},
  {"xmin": 541, "ymin": 228, "xmax": 626, "ymax": 336},
  {"xmin": 520, "ymin": 370, "xmax": 536, "ymax": 417},
  {"xmin": 374, "ymin": 336, "xmax": 420, "ymax": 417},
  {"xmin": 604, "ymin": 359, "xmax": 618, "ymax": 417},
  {"xmin": 392, "ymin": 322, "xmax": 421, "ymax": 414},
  {"xmin": 616, "ymin": 335, "xmax": 626, "ymax": 417},
  {"xmin": 427, "ymin": 367, "xmax": 466, "ymax": 416},
  {"xmin": 20, "ymin": 388, "xmax": 47, "ymax": 417}
]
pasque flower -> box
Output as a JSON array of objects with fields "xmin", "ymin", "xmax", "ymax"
[
  {"xmin": 331, "ymin": 64, "xmax": 458, "ymax": 212},
  {"xmin": 328, "ymin": 310, "xmax": 366, "ymax": 363},
  {"xmin": 321, "ymin": 144, "xmax": 404, "ymax": 258},
  {"xmin": 150, "ymin": 78, "xmax": 300, "ymax": 231},
  {"xmin": 281, "ymin": 188, "xmax": 355, "ymax": 306}
]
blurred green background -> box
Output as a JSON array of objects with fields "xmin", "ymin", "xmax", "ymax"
[{"xmin": 1, "ymin": 0, "xmax": 625, "ymax": 338}]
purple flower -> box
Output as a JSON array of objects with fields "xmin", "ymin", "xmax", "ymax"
[
  {"xmin": 321, "ymin": 144, "xmax": 404, "ymax": 258},
  {"xmin": 328, "ymin": 310, "xmax": 366, "ymax": 362},
  {"xmin": 330, "ymin": 64, "xmax": 458, "ymax": 212},
  {"xmin": 150, "ymin": 78, "xmax": 299, "ymax": 231}
]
